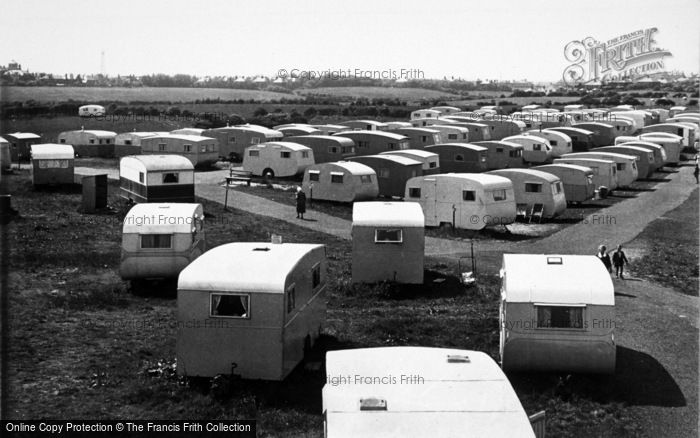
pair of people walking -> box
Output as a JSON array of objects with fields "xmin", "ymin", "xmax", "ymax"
[{"xmin": 597, "ymin": 244, "xmax": 629, "ymax": 279}]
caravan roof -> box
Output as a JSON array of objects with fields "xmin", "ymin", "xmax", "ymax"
[
  {"xmin": 7, "ymin": 132, "xmax": 41, "ymax": 140},
  {"xmin": 178, "ymin": 242, "xmax": 324, "ymax": 293},
  {"xmin": 436, "ymin": 173, "xmax": 514, "ymax": 189},
  {"xmin": 255, "ymin": 141, "xmax": 311, "ymax": 152},
  {"xmin": 30, "ymin": 144, "xmax": 74, "ymax": 159},
  {"xmin": 151, "ymin": 134, "xmax": 214, "ymax": 143},
  {"xmin": 333, "ymin": 161, "xmax": 376, "ymax": 175},
  {"xmin": 123, "ymin": 154, "xmax": 194, "ymax": 171},
  {"xmin": 380, "ymin": 149, "xmax": 438, "ymax": 159},
  {"xmin": 338, "ymin": 130, "xmax": 408, "ymax": 141},
  {"xmin": 123, "ymin": 203, "xmax": 202, "ymax": 234},
  {"xmin": 353, "ymin": 202, "xmax": 424, "ymax": 227},
  {"xmin": 489, "ymin": 168, "xmax": 561, "ymax": 183},
  {"xmin": 324, "ymin": 347, "xmax": 534, "ymax": 437},
  {"xmin": 502, "ymin": 254, "xmax": 614, "ymax": 305}
]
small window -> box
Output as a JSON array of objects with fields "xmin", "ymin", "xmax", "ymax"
[
  {"xmin": 184, "ymin": 144, "xmax": 192, "ymax": 152},
  {"xmin": 342, "ymin": 146, "xmax": 354, "ymax": 154},
  {"xmin": 328, "ymin": 146, "xmax": 338, "ymax": 154},
  {"xmin": 536, "ymin": 306, "xmax": 584, "ymax": 329},
  {"xmin": 138, "ymin": 172, "xmax": 144, "ymax": 183},
  {"xmin": 375, "ymin": 229, "xmax": 402, "ymax": 243},
  {"xmin": 251, "ymin": 137, "xmax": 260, "ymax": 144},
  {"xmin": 105, "ymin": 139, "xmax": 111, "ymax": 144},
  {"xmin": 281, "ymin": 151, "xmax": 291, "ymax": 158},
  {"xmin": 454, "ymin": 154, "xmax": 464, "ymax": 162},
  {"xmin": 301, "ymin": 151, "xmax": 309, "ymax": 158},
  {"xmin": 158, "ymin": 143, "xmax": 166, "ymax": 151},
  {"xmin": 462, "ymin": 190, "xmax": 476, "ymax": 201},
  {"xmin": 99, "ymin": 139, "xmax": 104, "ymax": 144},
  {"xmin": 388, "ymin": 142, "xmax": 397, "ymax": 150},
  {"xmin": 379, "ymin": 168, "xmax": 390, "ymax": 178},
  {"xmin": 211, "ymin": 293, "xmax": 249, "ymax": 318},
  {"xmin": 287, "ymin": 285, "xmax": 296, "ymax": 313},
  {"xmin": 162, "ymin": 173, "xmax": 179, "ymax": 183},
  {"xmin": 125, "ymin": 140, "xmax": 132, "ymax": 145},
  {"xmin": 312, "ymin": 263, "xmax": 321, "ymax": 289},
  {"xmin": 550, "ymin": 140, "xmax": 558, "ymax": 146},
  {"xmin": 89, "ymin": 139, "xmax": 95, "ymax": 144},
  {"xmin": 492, "ymin": 189, "xmax": 506, "ymax": 201},
  {"xmin": 496, "ymin": 147, "xmax": 504, "ymax": 154},
  {"xmin": 533, "ymin": 144, "xmax": 542, "ymax": 151},
  {"xmin": 140, "ymin": 234, "xmax": 172, "ymax": 249},
  {"xmin": 421, "ymin": 136, "xmax": 428, "ymax": 143},
  {"xmin": 60, "ymin": 139, "xmax": 66, "ymax": 143},
  {"xmin": 617, "ymin": 163, "xmax": 625, "ymax": 171},
  {"xmin": 525, "ymin": 183, "xmax": 542, "ymax": 193},
  {"xmin": 331, "ymin": 173, "xmax": 344, "ymax": 184},
  {"xmin": 429, "ymin": 161, "xmax": 437, "ymax": 168},
  {"xmin": 448, "ymin": 134, "xmax": 458, "ymax": 140},
  {"xmin": 409, "ymin": 187, "xmax": 421, "ymax": 198},
  {"xmin": 360, "ymin": 175, "xmax": 372, "ymax": 184},
  {"xmin": 309, "ymin": 171, "xmax": 320, "ymax": 182},
  {"xmin": 249, "ymin": 150, "xmax": 259, "ymax": 157}
]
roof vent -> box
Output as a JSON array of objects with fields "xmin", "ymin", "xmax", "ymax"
[
  {"xmin": 359, "ymin": 398, "xmax": 387, "ymax": 411},
  {"xmin": 547, "ymin": 256, "xmax": 563, "ymax": 265},
  {"xmin": 447, "ymin": 354, "xmax": 470, "ymax": 363},
  {"xmin": 271, "ymin": 234, "xmax": 282, "ymax": 244}
]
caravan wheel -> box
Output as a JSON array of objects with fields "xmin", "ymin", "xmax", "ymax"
[{"xmin": 263, "ymin": 168, "xmax": 275, "ymax": 179}]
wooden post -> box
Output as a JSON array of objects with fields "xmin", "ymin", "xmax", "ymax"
[{"xmin": 224, "ymin": 177, "xmax": 230, "ymax": 211}]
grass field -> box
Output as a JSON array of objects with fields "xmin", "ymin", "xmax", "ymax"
[
  {"xmin": 3, "ymin": 170, "xmax": 648, "ymax": 437},
  {"xmin": 627, "ymin": 186, "xmax": 699, "ymax": 295},
  {"xmin": 296, "ymin": 86, "xmax": 461, "ymax": 101},
  {"xmin": 2, "ymin": 86, "xmax": 301, "ymax": 104}
]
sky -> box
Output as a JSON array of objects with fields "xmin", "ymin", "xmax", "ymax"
[{"xmin": 1, "ymin": 0, "xmax": 698, "ymax": 82}]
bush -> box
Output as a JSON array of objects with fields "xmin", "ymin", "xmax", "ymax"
[{"xmin": 253, "ymin": 107, "xmax": 268, "ymax": 117}]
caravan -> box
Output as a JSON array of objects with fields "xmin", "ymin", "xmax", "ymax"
[
  {"xmin": 242, "ymin": 142, "xmax": 314, "ymax": 178},
  {"xmin": 502, "ymin": 135, "xmax": 553, "ymax": 164},
  {"xmin": 532, "ymin": 164, "xmax": 596, "ymax": 203},
  {"xmin": 424, "ymin": 143, "xmax": 488, "ymax": 173},
  {"xmin": 404, "ymin": 174, "xmax": 516, "ymax": 230},
  {"xmin": 120, "ymin": 203, "xmax": 205, "ymax": 285},
  {"xmin": 177, "ymin": 242, "xmax": 327, "ymax": 380},
  {"xmin": 302, "ymin": 162, "xmax": 378, "ymax": 203},
  {"xmin": 487, "ymin": 169, "xmax": 567, "ymax": 219},
  {"xmin": 500, "ymin": 254, "xmax": 616, "ymax": 374},
  {"xmin": 561, "ymin": 152, "xmax": 638, "ymax": 187},
  {"xmin": 348, "ymin": 155, "xmax": 422, "ymax": 198},
  {"xmin": 553, "ymin": 158, "xmax": 618, "ymax": 191}
]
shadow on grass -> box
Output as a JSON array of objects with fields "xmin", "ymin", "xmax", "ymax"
[
  {"xmin": 131, "ymin": 278, "xmax": 178, "ymax": 298},
  {"xmin": 32, "ymin": 183, "xmax": 83, "ymax": 194},
  {"xmin": 509, "ymin": 346, "xmax": 686, "ymax": 407},
  {"xmin": 183, "ymin": 334, "xmax": 355, "ymax": 414},
  {"xmin": 621, "ymin": 186, "xmax": 657, "ymax": 192},
  {"xmin": 642, "ymin": 177, "xmax": 673, "ymax": 183}
]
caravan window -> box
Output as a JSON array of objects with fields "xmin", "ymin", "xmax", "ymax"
[
  {"xmin": 509, "ymin": 150, "xmax": 522, "ymax": 157},
  {"xmin": 550, "ymin": 140, "xmax": 558, "ymax": 146},
  {"xmin": 309, "ymin": 171, "xmax": 320, "ymax": 182},
  {"xmin": 184, "ymin": 144, "xmax": 192, "ymax": 152},
  {"xmin": 287, "ymin": 285, "xmax": 296, "ymax": 313},
  {"xmin": 342, "ymin": 146, "xmax": 355, "ymax": 154},
  {"xmin": 251, "ymin": 137, "xmax": 260, "ymax": 144},
  {"xmin": 429, "ymin": 161, "xmax": 437, "ymax": 168},
  {"xmin": 162, "ymin": 173, "xmax": 179, "ymax": 183},
  {"xmin": 388, "ymin": 142, "xmax": 397, "ymax": 150},
  {"xmin": 408, "ymin": 187, "xmax": 421, "ymax": 198},
  {"xmin": 312, "ymin": 263, "xmax": 321, "ymax": 289},
  {"xmin": 328, "ymin": 146, "xmax": 338, "ymax": 154},
  {"xmin": 229, "ymin": 136, "xmax": 236, "ymax": 143},
  {"xmin": 211, "ymin": 293, "xmax": 249, "ymax": 318},
  {"xmin": 89, "ymin": 139, "xmax": 95, "ymax": 144},
  {"xmin": 421, "ymin": 136, "xmax": 428, "ymax": 143},
  {"xmin": 139, "ymin": 172, "xmax": 144, "ymax": 183},
  {"xmin": 248, "ymin": 150, "xmax": 259, "ymax": 157},
  {"xmin": 375, "ymin": 229, "xmax": 402, "ymax": 243},
  {"xmin": 302, "ymin": 151, "xmax": 309, "ymax": 158},
  {"xmin": 525, "ymin": 183, "xmax": 542, "ymax": 193},
  {"xmin": 448, "ymin": 134, "xmax": 458, "ymax": 140},
  {"xmin": 360, "ymin": 175, "xmax": 372, "ymax": 184},
  {"xmin": 616, "ymin": 163, "xmax": 625, "ymax": 171},
  {"xmin": 552, "ymin": 181, "xmax": 563, "ymax": 195},
  {"xmin": 462, "ymin": 190, "xmax": 476, "ymax": 201},
  {"xmin": 533, "ymin": 144, "xmax": 542, "ymax": 151},
  {"xmin": 492, "ymin": 189, "xmax": 507, "ymax": 201},
  {"xmin": 454, "ymin": 154, "xmax": 465, "ymax": 162},
  {"xmin": 140, "ymin": 234, "xmax": 172, "ymax": 249},
  {"xmin": 358, "ymin": 141, "xmax": 369, "ymax": 148},
  {"xmin": 38, "ymin": 159, "xmax": 69, "ymax": 169},
  {"xmin": 158, "ymin": 143, "xmax": 166, "ymax": 151},
  {"xmin": 536, "ymin": 306, "xmax": 584, "ymax": 329},
  {"xmin": 281, "ymin": 151, "xmax": 291, "ymax": 158},
  {"xmin": 124, "ymin": 140, "xmax": 132, "ymax": 145},
  {"xmin": 379, "ymin": 168, "xmax": 390, "ymax": 178},
  {"xmin": 60, "ymin": 139, "xmax": 66, "ymax": 143},
  {"xmin": 496, "ymin": 148, "xmax": 504, "ymax": 154},
  {"xmin": 331, "ymin": 173, "xmax": 344, "ymax": 184}
]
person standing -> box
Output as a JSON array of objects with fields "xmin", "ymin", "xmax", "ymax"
[
  {"xmin": 612, "ymin": 245, "xmax": 629, "ymax": 279},
  {"xmin": 693, "ymin": 163, "xmax": 699, "ymax": 184},
  {"xmin": 596, "ymin": 245, "xmax": 612, "ymax": 274},
  {"xmin": 295, "ymin": 186, "xmax": 306, "ymax": 219}
]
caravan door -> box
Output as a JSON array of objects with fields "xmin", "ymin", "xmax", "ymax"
[{"xmin": 422, "ymin": 178, "xmax": 438, "ymax": 225}]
